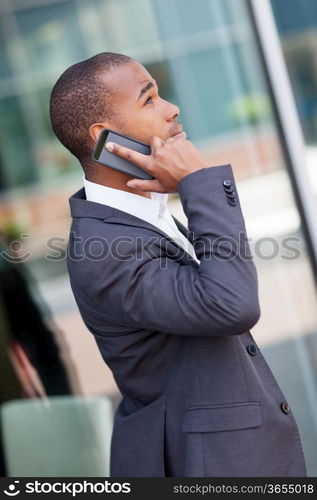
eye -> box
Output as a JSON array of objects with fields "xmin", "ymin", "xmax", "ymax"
[{"xmin": 144, "ymin": 96, "xmax": 154, "ymax": 105}]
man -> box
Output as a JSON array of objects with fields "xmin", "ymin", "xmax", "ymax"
[{"xmin": 50, "ymin": 52, "xmax": 307, "ymax": 477}]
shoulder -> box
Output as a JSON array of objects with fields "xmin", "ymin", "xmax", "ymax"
[{"xmin": 67, "ymin": 216, "xmax": 163, "ymax": 273}]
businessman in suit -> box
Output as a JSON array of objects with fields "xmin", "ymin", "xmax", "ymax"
[{"xmin": 50, "ymin": 52, "xmax": 307, "ymax": 477}]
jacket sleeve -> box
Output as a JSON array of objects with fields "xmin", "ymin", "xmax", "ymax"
[{"xmin": 71, "ymin": 164, "xmax": 261, "ymax": 337}]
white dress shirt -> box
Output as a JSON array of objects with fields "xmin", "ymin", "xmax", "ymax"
[{"xmin": 83, "ymin": 175, "xmax": 200, "ymax": 263}]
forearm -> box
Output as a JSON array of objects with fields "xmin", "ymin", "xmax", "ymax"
[{"xmin": 178, "ymin": 164, "xmax": 260, "ymax": 332}]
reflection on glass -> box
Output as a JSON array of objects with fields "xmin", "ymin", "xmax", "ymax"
[
  {"xmin": 271, "ymin": 0, "xmax": 317, "ymax": 212},
  {"xmin": 0, "ymin": 96, "xmax": 38, "ymax": 188},
  {"xmin": 14, "ymin": 1, "xmax": 87, "ymax": 75}
]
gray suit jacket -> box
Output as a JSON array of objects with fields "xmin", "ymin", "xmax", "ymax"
[{"xmin": 67, "ymin": 165, "xmax": 307, "ymax": 477}]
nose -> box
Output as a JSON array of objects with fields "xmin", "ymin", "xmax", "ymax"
[{"xmin": 164, "ymin": 99, "xmax": 180, "ymax": 122}]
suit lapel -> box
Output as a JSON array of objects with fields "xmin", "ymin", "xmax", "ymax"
[
  {"xmin": 69, "ymin": 187, "xmax": 197, "ymax": 265},
  {"xmin": 103, "ymin": 212, "xmax": 197, "ymax": 265},
  {"xmin": 172, "ymin": 215, "xmax": 193, "ymax": 243}
]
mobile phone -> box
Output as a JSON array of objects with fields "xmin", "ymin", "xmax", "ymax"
[{"xmin": 92, "ymin": 128, "xmax": 155, "ymax": 180}]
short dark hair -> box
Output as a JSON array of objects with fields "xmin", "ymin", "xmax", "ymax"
[{"xmin": 49, "ymin": 52, "xmax": 132, "ymax": 164}]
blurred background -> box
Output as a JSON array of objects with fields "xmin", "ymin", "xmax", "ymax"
[{"xmin": 0, "ymin": 0, "xmax": 316, "ymax": 477}]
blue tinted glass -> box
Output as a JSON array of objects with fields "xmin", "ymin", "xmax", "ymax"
[
  {"xmin": 271, "ymin": 0, "xmax": 317, "ymax": 34},
  {"xmin": 14, "ymin": 1, "xmax": 87, "ymax": 74},
  {"xmin": 0, "ymin": 96, "xmax": 38, "ymax": 188},
  {"xmin": 0, "ymin": 28, "xmax": 13, "ymax": 79}
]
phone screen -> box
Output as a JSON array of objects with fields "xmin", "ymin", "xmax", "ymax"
[{"xmin": 94, "ymin": 130, "xmax": 110, "ymax": 160}]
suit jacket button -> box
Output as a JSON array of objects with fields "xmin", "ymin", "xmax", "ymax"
[
  {"xmin": 228, "ymin": 198, "xmax": 237, "ymax": 206},
  {"xmin": 224, "ymin": 185, "xmax": 234, "ymax": 193},
  {"xmin": 226, "ymin": 191, "xmax": 236, "ymax": 199},
  {"xmin": 247, "ymin": 344, "xmax": 257, "ymax": 356},
  {"xmin": 223, "ymin": 179, "xmax": 232, "ymax": 187},
  {"xmin": 281, "ymin": 401, "xmax": 290, "ymax": 414}
]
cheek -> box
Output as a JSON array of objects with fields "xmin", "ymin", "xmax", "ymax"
[
  {"xmin": 134, "ymin": 113, "xmax": 158, "ymax": 133},
  {"xmin": 111, "ymin": 112, "xmax": 138, "ymax": 135},
  {"xmin": 142, "ymin": 107, "xmax": 164, "ymax": 129},
  {"xmin": 116, "ymin": 107, "xmax": 165, "ymax": 142}
]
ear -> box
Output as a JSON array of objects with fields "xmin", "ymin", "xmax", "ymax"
[{"xmin": 89, "ymin": 122, "xmax": 111, "ymax": 143}]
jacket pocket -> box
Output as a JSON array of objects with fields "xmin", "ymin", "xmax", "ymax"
[
  {"xmin": 181, "ymin": 401, "xmax": 263, "ymax": 477},
  {"xmin": 182, "ymin": 401, "xmax": 262, "ymax": 433}
]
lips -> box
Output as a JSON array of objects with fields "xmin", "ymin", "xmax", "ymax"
[
  {"xmin": 173, "ymin": 131, "xmax": 187, "ymax": 139},
  {"xmin": 171, "ymin": 126, "xmax": 187, "ymax": 139}
]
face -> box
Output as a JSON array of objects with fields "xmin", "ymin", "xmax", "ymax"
[{"xmin": 93, "ymin": 60, "xmax": 186, "ymax": 144}]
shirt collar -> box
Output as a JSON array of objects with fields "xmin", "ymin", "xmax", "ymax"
[{"xmin": 83, "ymin": 174, "xmax": 169, "ymax": 227}]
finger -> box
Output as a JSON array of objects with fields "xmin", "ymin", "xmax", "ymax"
[
  {"xmin": 150, "ymin": 136, "xmax": 164, "ymax": 153},
  {"xmin": 127, "ymin": 178, "xmax": 167, "ymax": 193},
  {"xmin": 106, "ymin": 141, "xmax": 150, "ymax": 171},
  {"xmin": 170, "ymin": 134, "xmax": 185, "ymax": 141},
  {"xmin": 165, "ymin": 135, "xmax": 181, "ymax": 144}
]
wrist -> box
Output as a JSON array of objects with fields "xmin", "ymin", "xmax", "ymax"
[{"xmin": 177, "ymin": 165, "xmax": 208, "ymax": 188}]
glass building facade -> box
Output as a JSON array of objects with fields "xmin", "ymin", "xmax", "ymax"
[
  {"xmin": 0, "ymin": 0, "xmax": 316, "ymax": 476},
  {"xmin": 271, "ymin": 0, "xmax": 317, "ymax": 213}
]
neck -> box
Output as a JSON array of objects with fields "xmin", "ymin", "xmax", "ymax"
[{"xmin": 82, "ymin": 160, "xmax": 151, "ymax": 199}]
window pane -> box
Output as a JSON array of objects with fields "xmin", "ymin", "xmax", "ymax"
[
  {"xmin": 0, "ymin": 96, "xmax": 38, "ymax": 187},
  {"xmin": 271, "ymin": 0, "xmax": 317, "ymax": 217},
  {"xmin": 14, "ymin": 1, "xmax": 87, "ymax": 75}
]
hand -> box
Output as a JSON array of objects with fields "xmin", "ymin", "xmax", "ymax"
[{"xmin": 106, "ymin": 135, "xmax": 209, "ymax": 193}]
